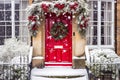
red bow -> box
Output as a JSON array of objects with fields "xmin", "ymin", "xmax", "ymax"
[
  {"xmin": 70, "ymin": 2, "xmax": 78, "ymax": 10},
  {"xmin": 54, "ymin": 3, "xmax": 65, "ymax": 10},
  {"xmin": 41, "ymin": 4, "xmax": 50, "ymax": 12},
  {"xmin": 28, "ymin": 16, "xmax": 37, "ymax": 21}
]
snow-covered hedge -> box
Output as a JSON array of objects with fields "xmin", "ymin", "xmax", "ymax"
[
  {"xmin": 86, "ymin": 49, "xmax": 120, "ymax": 78},
  {"xmin": 89, "ymin": 49, "xmax": 120, "ymax": 64},
  {"xmin": 0, "ymin": 38, "xmax": 30, "ymax": 63},
  {"xmin": 0, "ymin": 38, "xmax": 30, "ymax": 80}
]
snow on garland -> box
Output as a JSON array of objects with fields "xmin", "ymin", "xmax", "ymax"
[{"xmin": 26, "ymin": 0, "xmax": 89, "ymax": 37}]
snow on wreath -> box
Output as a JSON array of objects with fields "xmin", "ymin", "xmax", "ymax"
[{"xmin": 26, "ymin": 0, "xmax": 89, "ymax": 37}]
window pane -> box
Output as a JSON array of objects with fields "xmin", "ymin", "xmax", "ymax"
[
  {"xmin": 0, "ymin": 11, "xmax": 4, "ymax": 21},
  {"xmin": 5, "ymin": 11, "xmax": 11, "ymax": 21},
  {"xmin": 0, "ymin": 26, "xmax": 5, "ymax": 36},
  {"xmin": 15, "ymin": 26, "xmax": 19, "ymax": 37},
  {"xmin": 108, "ymin": 37, "xmax": 112, "ymax": 45},
  {"xmin": 101, "ymin": 2, "xmax": 106, "ymax": 10},
  {"xmin": 107, "ymin": 23, "xmax": 112, "ymax": 36},
  {"xmin": 0, "ymin": 4, "xmax": 4, "ymax": 10},
  {"xmin": 87, "ymin": 37, "xmax": 97, "ymax": 45},
  {"xmin": 15, "ymin": 11, "xmax": 19, "ymax": 21},
  {"xmin": 101, "ymin": 37, "xmax": 105, "ymax": 45},
  {"xmin": 107, "ymin": 11, "xmax": 112, "ymax": 21},
  {"xmin": 6, "ymin": 26, "xmax": 12, "ymax": 36},
  {"xmin": 93, "ymin": 37, "xmax": 97, "ymax": 45},
  {"xmin": 101, "ymin": 23, "xmax": 112, "ymax": 45},
  {"xmin": 86, "ymin": 25, "xmax": 98, "ymax": 45},
  {"xmin": 5, "ymin": 4, "xmax": 11, "ymax": 10},
  {"xmin": 0, "ymin": 37, "xmax": 5, "ymax": 45},
  {"xmin": 93, "ymin": 11, "xmax": 97, "ymax": 21},
  {"xmin": 107, "ymin": 2, "xmax": 112, "ymax": 10},
  {"xmin": 93, "ymin": 1, "xmax": 98, "ymax": 10},
  {"xmin": 101, "ymin": 11, "xmax": 105, "ymax": 21},
  {"xmin": 93, "ymin": 26, "xmax": 97, "ymax": 36},
  {"xmin": 101, "ymin": 37, "xmax": 112, "ymax": 45},
  {"xmin": 101, "ymin": 26, "xmax": 104, "ymax": 36},
  {"xmin": 15, "ymin": 4, "xmax": 19, "ymax": 9}
]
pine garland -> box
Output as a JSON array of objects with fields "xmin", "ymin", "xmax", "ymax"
[{"xmin": 26, "ymin": 0, "xmax": 89, "ymax": 37}]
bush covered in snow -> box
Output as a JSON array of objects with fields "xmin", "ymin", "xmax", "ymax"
[
  {"xmin": 0, "ymin": 38, "xmax": 30, "ymax": 63},
  {"xmin": 86, "ymin": 49, "xmax": 120, "ymax": 78},
  {"xmin": 0, "ymin": 38, "xmax": 30, "ymax": 80}
]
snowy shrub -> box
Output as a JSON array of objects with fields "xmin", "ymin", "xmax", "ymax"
[
  {"xmin": 0, "ymin": 38, "xmax": 30, "ymax": 80},
  {"xmin": 0, "ymin": 38, "xmax": 30, "ymax": 63},
  {"xmin": 86, "ymin": 49, "xmax": 120, "ymax": 78}
]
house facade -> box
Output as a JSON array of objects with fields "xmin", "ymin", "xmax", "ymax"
[
  {"xmin": 0, "ymin": 0, "xmax": 119, "ymax": 67},
  {"xmin": 28, "ymin": 0, "xmax": 120, "ymax": 54}
]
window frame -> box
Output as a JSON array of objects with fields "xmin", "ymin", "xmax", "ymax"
[
  {"xmin": 87, "ymin": 0, "xmax": 115, "ymax": 49},
  {"xmin": 0, "ymin": 0, "xmax": 30, "ymax": 46}
]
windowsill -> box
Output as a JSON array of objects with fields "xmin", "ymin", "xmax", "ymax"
[{"xmin": 87, "ymin": 45, "xmax": 115, "ymax": 49}]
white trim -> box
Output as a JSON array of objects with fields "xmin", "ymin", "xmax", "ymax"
[
  {"xmin": 98, "ymin": 0, "xmax": 101, "ymax": 48},
  {"xmin": 111, "ymin": 1, "xmax": 115, "ymax": 48},
  {"xmin": 29, "ymin": 46, "xmax": 33, "ymax": 64},
  {"xmin": 11, "ymin": 0, "xmax": 15, "ymax": 38},
  {"xmin": 87, "ymin": 45, "xmax": 115, "ymax": 49}
]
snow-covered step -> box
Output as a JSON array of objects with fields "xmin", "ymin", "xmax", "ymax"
[
  {"xmin": 31, "ymin": 75, "xmax": 88, "ymax": 80},
  {"xmin": 31, "ymin": 67, "xmax": 88, "ymax": 80}
]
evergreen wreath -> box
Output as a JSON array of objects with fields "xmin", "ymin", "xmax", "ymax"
[{"xmin": 50, "ymin": 22, "xmax": 68, "ymax": 40}]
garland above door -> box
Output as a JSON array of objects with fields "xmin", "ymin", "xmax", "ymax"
[{"xmin": 26, "ymin": 0, "xmax": 89, "ymax": 37}]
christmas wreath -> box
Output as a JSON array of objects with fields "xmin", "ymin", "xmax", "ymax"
[{"xmin": 50, "ymin": 22, "xmax": 68, "ymax": 40}]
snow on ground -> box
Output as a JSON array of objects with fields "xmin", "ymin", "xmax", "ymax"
[{"xmin": 31, "ymin": 67, "xmax": 88, "ymax": 80}]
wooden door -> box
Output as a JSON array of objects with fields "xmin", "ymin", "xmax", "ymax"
[{"xmin": 45, "ymin": 13, "xmax": 72, "ymax": 66}]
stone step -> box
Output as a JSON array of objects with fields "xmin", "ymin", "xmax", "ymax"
[
  {"xmin": 31, "ymin": 67, "xmax": 88, "ymax": 80},
  {"xmin": 31, "ymin": 75, "xmax": 88, "ymax": 80}
]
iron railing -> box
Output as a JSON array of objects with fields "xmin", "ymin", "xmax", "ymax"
[
  {"xmin": 87, "ymin": 63, "xmax": 120, "ymax": 80},
  {"xmin": 0, "ymin": 56, "xmax": 30, "ymax": 80}
]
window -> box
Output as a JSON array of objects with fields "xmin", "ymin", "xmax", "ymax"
[
  {"xmin": 0, "ymin": 0, "xmax": 30, "ymax": 45},
  {"xmin": 87, "ymin": 0, "xmax": 115, "ymax": 48}
]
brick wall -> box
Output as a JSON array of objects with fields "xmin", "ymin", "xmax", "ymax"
[{"xmin": 116, "ymin": 1, "xmax": 120, "ymax": 55}]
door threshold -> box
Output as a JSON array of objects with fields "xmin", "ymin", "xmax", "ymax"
[{"xmin": 45, "ymin": 62, "xmax": 72, "ymax": 66}]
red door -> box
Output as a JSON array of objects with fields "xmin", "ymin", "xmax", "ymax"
[{"xmin": 45, "ymin": 13, "xmax": 72, "ymax": 66}]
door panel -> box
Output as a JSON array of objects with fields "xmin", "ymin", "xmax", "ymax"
[{"xmin": 45, "ymin": 13, "xmax": 72, "ymax": 66}]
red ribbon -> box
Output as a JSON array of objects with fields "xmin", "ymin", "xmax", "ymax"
[
  {"xmin": 28, "ymin": 16, "xmax": 37, "ymax": 21},
  {"xmin": 41, "ymin": 4, "xmax": 50, "ymax": 12},
  {"xmin": 54, "ymin": 3, "xmax": 65, "ymax": 10},
  {"xmin": 70, "ymin": 2, "xmax": 78, "ymax": 10}
]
